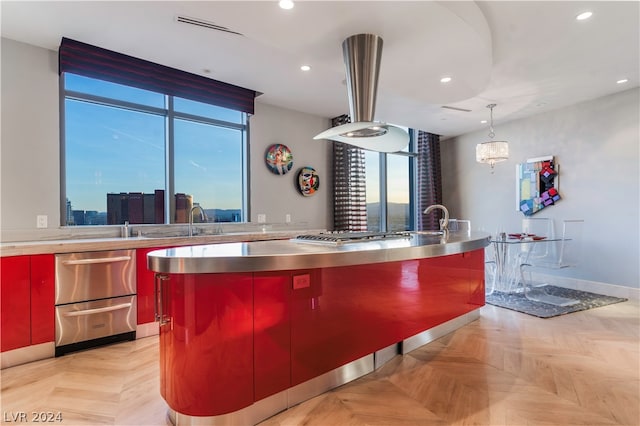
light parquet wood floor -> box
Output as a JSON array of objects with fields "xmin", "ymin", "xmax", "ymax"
[{"xmin": 1, "ymin": 301, "xmax": 638, "ymax": 425}]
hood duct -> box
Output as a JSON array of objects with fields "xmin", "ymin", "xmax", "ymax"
[{"xmin": 313, "ymin": 34, "xmax": 409, "ymax": 152}]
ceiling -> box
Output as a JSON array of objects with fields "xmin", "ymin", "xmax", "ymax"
[{"xmin": 2, "ymin": 1, "xmax": 638, "ymax": 139}]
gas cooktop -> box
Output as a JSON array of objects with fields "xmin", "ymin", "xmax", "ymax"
[{"xmin": 292, "ymin": 231, "xmax": 412, "ymax": 245}]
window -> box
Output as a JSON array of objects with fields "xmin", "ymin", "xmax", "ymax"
[
  {"xmin": 62, "ymin": 73, "xmax": 248, "ymax": 225},
  {"xmin": 365, "ymin": 130, "xmax": 417, "ymax": 232}
]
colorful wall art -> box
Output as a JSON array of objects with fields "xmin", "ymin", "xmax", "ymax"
[
  {"xmin": 297, "ymin": 166, "xmax": 319, "ymax": 197},
  {"xmin": 265, "ymin": 144, "xmax": 293, "ymax": 175},
  {"xmin": 516, "ymin": 155, "xmax": 561, "ymax": 216}
]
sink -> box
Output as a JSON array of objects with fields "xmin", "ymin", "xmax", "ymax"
[{"xmin": 142, "ymin": 233, "xmax": 223, "ymax": 239}]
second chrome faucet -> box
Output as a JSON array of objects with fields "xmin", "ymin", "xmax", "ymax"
[
  {"xmin": 424, "ymin": 204, "xmax": 449, "ymax": 233},
  {"xmin": 189, "ymin": 205, "xmax": 207, "ymax": 237}
]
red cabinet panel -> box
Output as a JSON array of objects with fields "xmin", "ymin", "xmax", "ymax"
[
  {"xmin": 30, "ymin": 254, "xmax": 55, "ymax": 344},
  {"xmin": 162, "ymin": 272, "xmax": 254, "ymax": 416},
  {"xmin": 465, "ymin": 249, "xmax": 486, "ymax": 306},
  {"xmin": 290, "ymin": 252, "xmax": 484, "ymax": 385},
  {"xmin": 1, "ymin": 256, "xmax": 31, "ymax": 351},
  {"xmin": 158, "ymin": 250, "xmax": 485, "ymax": 414},
  {"xmin": 136, "ymin": 247, "xmax": 171, "ymax": 324},
  {"xmin": 254, "ymin": 272, "xmax": 291, "ymax": 400}
]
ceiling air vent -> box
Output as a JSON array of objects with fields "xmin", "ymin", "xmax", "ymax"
[
  {"xmin": 176, "ymin": 15, "xmax": 243, "ymax": 36},
  {"xmin": 441, "ymin": 105, "xmax": 472, "ymax": 113}
]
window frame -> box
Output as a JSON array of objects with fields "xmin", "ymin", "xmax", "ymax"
[
  {"xmin": 59, "ymin": 72, "xmax": 249, "ymax": 226},
  {"xmin": 367, "ymin": 129, "xmax": 418, "ymax": 232}
]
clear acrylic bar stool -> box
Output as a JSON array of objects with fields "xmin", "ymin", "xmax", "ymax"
[{"xmin": 519, "ymin": 219, "xmax": 584, "ymax": 306}]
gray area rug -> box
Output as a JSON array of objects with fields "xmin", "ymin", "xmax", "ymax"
[{"xmin": 486, "ymin": 285, "xmax": 627, "ymax": 318}]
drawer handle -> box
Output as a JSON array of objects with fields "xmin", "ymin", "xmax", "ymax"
[
  {"xmin": 62, "ymin": 303, "xmax": 132, "ymax": 317},
  {"xmin": 62, "ymin": 256, "xmax": 132, "ymax": 265}
]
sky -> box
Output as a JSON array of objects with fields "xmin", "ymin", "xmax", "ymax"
[
  {"xmin": 65, "ymin": 73, "xmax": 410, "ymax": 216},
  {"xmin": 65, "ymin": 74, "xmax": 244, "ymax": 213}
]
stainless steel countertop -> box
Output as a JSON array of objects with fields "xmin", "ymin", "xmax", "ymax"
[{"xmin": 147, "ymin": 231, "xmax": 491, "ymax": 274}]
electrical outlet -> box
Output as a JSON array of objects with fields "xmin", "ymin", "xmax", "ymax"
[
  {"xmin": 257, "ymin": 214, "xmax": 266, "ymax": 223},
  {"xmin": 285, "ymin": 214, "xmax": 291, "ymax": 223},
  {"xmin": 36, "ymin": 215, "xmax": 48, "ymax": 228},
  {"xmin": 293, "ymin": 274, "xmax": 311, "ymax": 289}
]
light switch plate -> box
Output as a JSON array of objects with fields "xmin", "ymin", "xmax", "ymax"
[{"xmin": 257, "ymin": 214, "xmax": 266, "ymax": 223}]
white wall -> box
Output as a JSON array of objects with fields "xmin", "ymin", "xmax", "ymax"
[
  {"xmin": 1, "ymin": 38, "xmax": 60, "ymax": 231},
  {"xmin": 249, "ymin": 102, "xmax": 333, "ymax": 230},
  {"xmin": 0, "ymin": 38, "xmax": 333, "ymax": 238},
  {"xmin": 441, "ymin": 88, "xmax": 640, "ymax": 289}
]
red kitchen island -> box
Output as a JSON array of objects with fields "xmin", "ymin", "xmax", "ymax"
[{"xmin": 147, "ymin": 231, "xmax": 490, "ymax": 425}]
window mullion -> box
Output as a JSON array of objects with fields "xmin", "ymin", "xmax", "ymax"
[
  {"xmin": 379, "ymin": 153, "xmax": 387, "ymax": 233},
  {"xmin": 166, "ymin": 95, "xmax": 174, "ymax": 224},
  {"xmin": 409, "ymin": 129, "xmax": 417, "ymax": 230}
]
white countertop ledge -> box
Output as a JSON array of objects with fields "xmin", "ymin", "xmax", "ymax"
[{"xmin": 0, "ymin": 231, "xmax": 306, "ymax": 257}]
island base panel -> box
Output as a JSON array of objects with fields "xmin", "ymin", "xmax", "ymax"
[
  {"xmin": 291, "ymin": 254, "xmax": 483, "ymax": 385},
  {"xmin": 166, "ymin": 309, "xmax": 480, "ymax": 426},
  {"xmin": 160, "ymin": 250, "xmax": 484, "ymax": 418},
  {"xmin": 168, "ymin": 353, "xmax": 374, "ymax": 426}
]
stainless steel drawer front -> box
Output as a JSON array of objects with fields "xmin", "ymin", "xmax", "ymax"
[
  {"xmin": 55, "ymin": 250, "xmax": 136, "ymax": 305},
  {"xmin": 55, "ymin": 295, "xmax": 137, "ymax": 346}
]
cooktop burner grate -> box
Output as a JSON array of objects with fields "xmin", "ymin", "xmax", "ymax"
[{"xmin": 292, "ymin": 231, "xmax": 412, "ymax": 245}]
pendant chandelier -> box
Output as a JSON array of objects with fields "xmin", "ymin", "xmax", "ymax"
[{"xmin": 476, "ymin": 103, "xmax": 509, "ymax": 169}]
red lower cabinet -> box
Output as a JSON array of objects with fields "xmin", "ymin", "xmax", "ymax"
[
  {"xmin": 465, "ymin": 249, "xmax": 486, "ymax": 306},
  {"xmin": 1, "ymin": 256, "xmax": 31, "ymax": 351},
  {"xmin": 1, "ymin": 254, "xmax": 56, "ymax": 352},
  {"xmin": 253, "ymin": 272, "xmax": 291, "ymax": 401},
  {"xmin": 30, "ymin": 254, "xmax": 55, "ymax": 345},
  {"xmin": 160, "ymin": 272, "xmax": 254, "ymax": 416},
  {"xmin": 290, "ymin": 252, "xmax": 484, "ymax": 385},
  {"xmin": 157, "ymin": 250, "xmax": 485, "ymax": 415}
]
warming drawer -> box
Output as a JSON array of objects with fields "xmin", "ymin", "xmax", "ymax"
[
  {"xmin": 55, "ymin": 295, "xmax": 137, "ymax": 347},
  {"xmin": 55, "ymin": 249, "xmax": 136, "ymax": 305},
  {"xmin": 54, "ymin": 249, "xmax": 137, "ymax": 356}
]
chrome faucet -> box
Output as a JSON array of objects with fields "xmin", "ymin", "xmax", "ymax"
[
  {"xmin": 188, "ymin": 205, "xmax": 207, "ymax": 237},
  {"xmin": 424, "ymin": 204, "xmax": 449, "ymax": 233}
]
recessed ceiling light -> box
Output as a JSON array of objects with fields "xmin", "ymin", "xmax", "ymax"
[
  {"xmin": 576, "ymin": 11, "xmax": 593, "ymax": 21},
  {"xmin": 440, "ymin": 76, "xmax": 452, "ymax": 83},
  {"xmin": 480, "ymin": 120, "xmax": 487, "ymax": 124},
  {"xmin": 300, "ymin": 65, "xmax": 311, "ymax": 71},
  {"xmin": 279, "ymin": 0, "xmax": 294, "ymax": 10},
  {"xmin": 617, "ymin": 78, "xmax": 629, "ymax": 84}
]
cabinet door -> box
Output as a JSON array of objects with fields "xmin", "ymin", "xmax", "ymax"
[
  {"xmin": 136, "ymin": 247, "xmax": 171, "ymax": 324},
  {"xmin": 162, "ymin": 272, "xmax": 254, "ymax": 416},
  {"xmin": 465, "ymin": 249, "xmax": 486, "ymax": 306},
  {"xmin": 1, "ymin": 256, "xmax": 31, "ymax": 351},
  {"xmin": 30, "ymin": 254, "xmax": 55, "ymax": 344},
  {"xmin": 254, "ymin": 272, "xmax": 291, "ymax": 400}
]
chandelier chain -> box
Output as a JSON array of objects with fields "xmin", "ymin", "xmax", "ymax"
[{"xmin": 487, "ymin": 103, "xmax": 496, "ymax": 139}]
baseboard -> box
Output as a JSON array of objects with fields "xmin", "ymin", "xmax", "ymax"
[
  {"xmin": 401, "ymin": 309, "xmax": 480, "ymax": 354},
  {"xmin": 532, "ymin": 273, "xmax": 640, "ymax": 301},
  {"xmin": 1, "ymin": 342, "xmax": 55, "ymax": 369}
]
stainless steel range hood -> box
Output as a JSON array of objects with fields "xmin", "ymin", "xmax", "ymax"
[{"xmin": 314, "ymin": 34, "xmax": 409, "ymax": 152}]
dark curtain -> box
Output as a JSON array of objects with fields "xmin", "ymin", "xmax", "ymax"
[
  {"xmin": 59, "ymin": 37, "xmax": 256, "ymax": 114},
  {"xmin": 332, "ymin": 115, "xmax": 368, "ymax": 231},
  {"xmin": 416, "ymin": 131, "xmax": 443, "ymax": 231}
]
